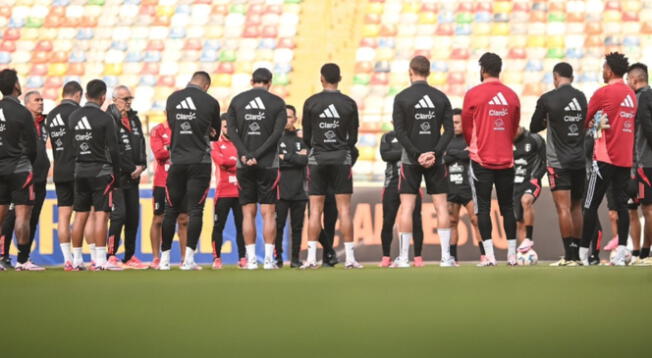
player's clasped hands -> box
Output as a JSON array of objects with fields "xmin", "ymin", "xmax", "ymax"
[{"xmin": 418, "ymin": 152, "xmax": 436, "ymax": 168}]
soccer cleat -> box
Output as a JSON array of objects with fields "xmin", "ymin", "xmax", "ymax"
[
  {"xmin": 211, "ymin": 258, "xmax": 222, "ymax": 270},
  {"xmin": 476, "ymin": 256, "xmax": 496, "ymax": 267},
  {"xmin": 518, "ymin": 239, "xmax": 534, "ymax": 253},
  {"xmin": 158, "ymin": 261, "xmax": 170, "ymax": 271},
  {"xmin": 345, "ymin": 261, "xmax": 364, "ymax": 269},
  {"xmin": 507, "ymin": 254, "xmax": 517, "ymax": 266},
  {"xmin": 63, "ymin": 261, "xmax": 74, "ymax": 272},
  {"xmin": 15, "ymin": 261, "xmax": 46, "ymax": 271},
  {"xmin": 440, "ymin": 258, "xmax": 458, "ymax": 267},
  {"xmin": 588, "ymin": 254, "xmax": 600, "ymax": 266},
  {"xmin": 378, "ymin": 256, "xmax": 391, "ymax": 268},
  {"xmin": 238, "ymin": 257, "xmax": 247, "ymax": 269},
  {"xmin": 631, "ymin": 257, "xmax": 652, "ymax": 266},
  {"xmin": 0, "ymin": 257, "xmax": 13, "ymax": 270},
  {"xmin": 603, "ymin": 237, "xmax": 619, "ymax": 251},
  {"xmin": 629, "ymin": 256, "xmax": 641, "ymax": 266},
  {"xmin": 180, "ymin": 261, "xmax": 202, "ymax": 271},
  {"xmin": 641, "ymin": 257, "xmax": 652, "ymax": 265},
  {"xmin": 276, "ymin": 259, "xmax": 284, "ymax": 269},
  {"xmin": 103, "ymin": 259, "xmax": 125, "ymax": 271},
  {"xmin": 107, "ymin": 256, "xmax": 124, "ymax": 269},
  {"xmin": 413, "ymin": 256, "xmax": 425, "ymax": 267},
  {"xmin": 263, "ymin": 260, "xmax": 278, "ymax": 270},
  {"xmin": 610, "ymin": 246, "xmax": 628, "ymax": 266},
  {"xmin": 124, "ymin": 256, "xmax": 148, "ymax": 270},
  {"xmin": 565, "ymin": 260, "xmax": 581, "ymax": 267},
  {"xmin": 322, "ymin": 252, "xmax": 338, "ymax": 267},
  {"xmin": 390, "ymin": 258, "xmax": 410, "ymax": 268},
  {"xmin": 246, "ymin": 260, "xmax": 259, "ymax": 270},
  {"xmin": 149, "ymin": 258, "xmax": 160, "ymax": 270},
  {"xmin": 290, "ymin": 259, "xmax": 302, "ymax": 268},
  {"xmin": 549, "ymin": 258, "xmax": 567, "ymax": 266},
  {"xmin": 300, "ymin": 261, "xmax": 319, "ymax": 270}
]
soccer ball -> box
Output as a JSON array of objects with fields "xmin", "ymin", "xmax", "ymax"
[
  {"xmin": 609, "ymin": 248, "xmax": 632, "ymax": 265},
  {"xmin": 516, "ymin": 249, "xmax": 538, "ymax": 266}
]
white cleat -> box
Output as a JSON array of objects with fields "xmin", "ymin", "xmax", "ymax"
[
  {"xmin": 507, "ymin": 254, "xmax": 517, "ymax": 266},
  {"xmin": 102, "ymin": 260, "xmax": 124, "ymax": 271},
  {"xmin": 518, "ymin": 239, "xmax": 534, "ymax": 253},
  {"xmin": 476, "ymin": 256, "xmax": 497, "ymax": 267},
  {"xmin": 263, "ymin": 260, "xmax": 278, "ymax": 270},
  {"xmin": 390, "ymin": 258, "xmax": 410, "ymax": 268},
  {"xmin": 345, "ymin": 261, "xmax": 364, "ymax": 269},
  {"xmin": 610, "ymin": 246, "xmax": 628, "ymax": 266},
  {"xmin": 440, "ymin": 258, "xmax": 457, "ymax": 267},
  {"xmin": 246, "ymin": 260, "xmax": 259, "ymax": 270},
  {"xmin": 159, "ymin": 251, "xmax": 171, "ymax": 271},
  {"xmin": 180, "ymin": 262, "xmax": 202, "ymax": 271},
  {"xmin": 300, "ymin": 261, "xmax": 319, "ymax": 270},
  {"xmin": 14, "ymin": 261, "xmax": 46, "ymax": 271}
]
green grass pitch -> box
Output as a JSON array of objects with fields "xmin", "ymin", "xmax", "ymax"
[{"xmin": 1, "ymin": 265, "xmax": 650, "ymax": 357}]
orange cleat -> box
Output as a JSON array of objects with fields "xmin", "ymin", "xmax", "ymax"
[
  {"xmin": 413, "ymin": 256, "xmax": 425, "ymax": 267},
  {"xmin": 124, "ymin": 256, "xmax": 148, "ymax": 270},
  {"xmin": 378, "ymin": 256, "xmax": 391, "ymax": 267},
  {"xmin": 212, "ymin": 258, "xmax": 223, "ymax": 270}
]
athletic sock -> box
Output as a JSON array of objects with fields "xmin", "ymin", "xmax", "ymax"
[
  {"xmin": 264, "ymin": 243, "xmax": 274, "ymax": 263},
  {"xmin": 579, "ymin": 247, "xmax": 589, "ymax": 263},
  {"xmin": 344, "ymin": 242, "xmax": 356, "ymax": 263},
  {"xmin": 72, "ymin": 247, "xmax": 83, "ymax": 267},
  {"xmin": 184, "ymin": 247, "xmax": 195, "ymax": 265},
  {"xmin": 398, "ymin": 232, "xmax": 412, "ymax": 261},
  {"xmin": 60, "ymin": 243, "xmax": 72, "ymax": 263},
  {"xmin": 507, "ymin": 239, "xmax": 517, "ymax": 257},
  {"xmin": 17, "ymin": 243, "xmax": 30, "ymax": 264},
  {"xmin": 160, "ymin": 250, "xmax": 170, "ymax": 265},
  {"xmin": 89, "ymin": 243, "xmax": 96, "ymax": 262},
  {"xmin": 525, "ymin": 225, "xmax": 533, "ymax": 241},
  {"xmin": 640, "ymin": 247, "xmax": 650, "ymax": 258},
  {"xmin": 632, "ymin": 249, "xmax": 640, "ymax": 258},
  {"xmin": 307, "ymin": 241, "xmax": 317, "ymax": 263},
  {"xmin": 450, "ymin": 244, "xmax": 458, "ymax": 261},
  {"xmin": 570, "ymin": 238, "xmax": 580, "ymax": 261},
  {"xmin": 246, "ymin": 244, "xmax": 256, "ymax": 264},
  {"xmin": 95, "ymin": 247, "xmax": 107, "ymax": 266},
  {"xmin": 482, "ymin": 240, "xmax": 494, "ymax": 260},
  {"xmin": 562, "ymin": 237, "xmax": 572, "ymax": 260},
  {"xmin": 438, "ymin": 228, "xmax": 451, "ymax": 261}
]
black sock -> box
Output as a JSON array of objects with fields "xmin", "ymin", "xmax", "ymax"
[
  {"xmin": 640, "ymin": 247, "xmax": 650, "ymax": 258},
  {"xmin": 525, "ymin": 225, "xmax": 533, "ymax": 240},
  {"xmin": 571, "ymin": 238, "xmax": 581, "ymax": 260},
  {"xmin": 450, "ymin": 245, "xmax": 457, "ymax": 260},
  {"xmin": 632, "ymin": 249, "xmax": 640, "ymax": 258},
  {"xmin": 17, "ymin": 243, "xmax": 30, "ymax": 264},
  {"xmin": 562, "ymin": 237, "xmax": 572, "ymax": 260},
  {"xmin": 479, "ymin": 242, "xmax": 486, "ymax": 255}
]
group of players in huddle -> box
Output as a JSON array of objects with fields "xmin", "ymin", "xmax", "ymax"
[{"xmin": 0, "ymin": 50, "xmax": 650, "ymax": 271}]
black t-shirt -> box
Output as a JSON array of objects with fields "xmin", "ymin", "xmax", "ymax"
[
  {"xmin": 166, "ymin": 85, "xmax": 220, "ymax": 165},
  {"xmin": 46, "ymin": 100, "xmax": 79, "ymax": 183},
  {"xmin": 530, "ymin": 84, "xmax": 587, "ymax": 169},
  {"xmin": 0, "ymin": 96, "xmax": 37, "ymax": 175},
  {"xmin": 379, "ymin": 131, "xmax": 401, "ymax": 188},
  {"xmin": 444, "ymin": 134, "xmax": 470, "ymax": 191},
  {"xmin": 302, "ymin": 90, "xmax": 358, "ymax": 166},
  {"xmin": 513, "ymin": 130, "xmax": 546, "ymax": 185}
]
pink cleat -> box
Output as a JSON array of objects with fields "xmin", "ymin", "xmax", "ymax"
[
  {"xmin": 124, "ymin": 256, "xmax": 148, "ymax": 270},
  {"xmin": 518, "ymin": 239, "xmax": 534, "ymax": 253},
  {"xmin": 345, "ymin": 261, "xmax": 364, "ymax": 269},
  {"xmin": 378, "ymin": 256, "xmax": 391, "ymax": 268},
  {"xmin": 149, "ymin": 258, "xmax": 160, "ymax": 270},
  {"xmin": 603, "ymin": 237, "xmax": 619, "ymax": 251},
  {"xmin": 63, "ymin": 261, "xmax": 74, "ymax": 272},
  {"xmin": 238, "ymin": 257, "xmax": 247, "ymax": 269},
  {"xmin": 212, "ymin": 258, "xmax": 223, "ymax": 270},
  {"xmin": 107, "ymin": 256, "xmax": 124, "ymax": 269},
  {"xmin": 103, "ymin": 257, "xmax": 125, "ymax": 271},
  {"xmin": 15, "ymin": 261, "xmax": 46, "ymax": 271},
  {"xmin": 413, "ymin": 256, "xmax": 425, "ymax": 267},
  {"xmin": 477, "ymin": 256, "xmax": 496, "ymax": 267}
]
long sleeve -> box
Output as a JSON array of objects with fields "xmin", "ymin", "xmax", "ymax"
[
  {"xmin": 348, "ymin": 100, "xmax": 359, "ymax": 148},
  {"xmin": 22, "ymin": 113, "xmax": 38, "ymax": 164},
  {"xmin": 586, "ymin": 89, "xmax": 602, "ymax": 128},
  {"xmin": 150, "ymin": 127, "xmax": 170, "ymax": 161},
  {"xmin": 226, "ymin": 104, "xmax": 250, "ymax": 159},
  {"xmin": 640, "ymin": 92, "xmax": 652, "ymax": 150},
  {"xmin": 444, "ymin": 146, "xmax": 469, "ymax": 164},
  {"xmin": 461, "ymin": 92, "xmax": 474, "ymax": 145},
  {"xmin": 302, "ymin": 100, "xmax": 312, "ymax": 148},
  {"xmin": 135, "ymin": 116, "xmax": 147, "ymax": 167},
  {"xmin": 512, "ymin": 98, "xmax": 521, "ymax": 138},
  {"xmin": 211, "ymin": 142, "xmax": 237, "ymax": 168},
  {"xmin": 284, "ymin": 148, "xmax": 308, "ymax": 167},
  {"xmin": 434, "ymin": 99, "xmax": 454, "ymax": 156},
  {"xmin": 252, "ymin": 103, "xmax": 287, "ymax": 159},
  {"xmin": 105, "ymin": 118, "xmax": 121, "ymax": 181},
  {"xmin": 532, "ymin": 134, "xmax": 547, "ymax": 180},
  {"xmin": 529, "ymin": 96, "xmax": 547, "ymax": 133},
  {"xmin": 209, "ymin": 102, "xmax": 220, "ymax": 141},
  {"xmin": 392, "ymin": 97, "xmax": 421, "ymax": 161},
  {"xmin": 379, "ymin": 133, "xmax": 401, "ymax": 163}
]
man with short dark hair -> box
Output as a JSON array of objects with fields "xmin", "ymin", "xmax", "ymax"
[
  {"xmin": 627, "ymin": 62, "xmax": 652, "ymax": 265},
  {"xmin": 0, "ymin": 71, "xmax": 38, "ymax": 271},
  {"xmin": 44, "ymin": 81, "xmax": 82, "ymax": 270},
  {"xmin": 579, "ymin": 52, "xmax": 638, "ymax": 266},
  {"xmin": 69, "ymin": 79, "xmax": 122, "ymax": 270},
  {"xmin": 227, "ymin": 68, "xmax": 286, "ymax": 270},
  {"xmin": 530, "ymin": 62, "xmax": 588, "ymax": 265},
  {"xmin": 462, "ymin": 52, "xmax": 521, "ymax": 266},
  {"xmin": 160, "ymin": 71, "xmax": 220, "ymax": 270},
  {"xmin": 392, "ymin": 55, "xmax": 454, "ymax": 267}
]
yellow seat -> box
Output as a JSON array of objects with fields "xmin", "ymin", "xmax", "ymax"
[
  {"xmin": 156, "ymin": 6, "xmax": 175, "ymax": 17},
  {"xmin": 493, "ymin": 1, "xmax": 513, "ymax": 13},
  {"xmin": 362, "ymin": 24, "xmax": 380, "ymax": 37},
  {"xmin": 491, "ymin": 23, "xmax": 510, "ymax": 36},
  {"xmin": 366, "ymin": 3, "xmax": 384, "ymax": 15},
  {"xmin": 48, "ymin": 63, "xmax": 67, "ymax": 76},
  {"xmin": 527, "ymin": 35, "xmax": 546, "ymax": 48},
  {"xmin": 429, "ymin": 73, "xmax": 447, "ymax": 86},
  {"xmin": 215, "ymin": 74, "xmax": 232, "ymax": 87},
  {"xmin": 104, "ymin": 63, "xmax": 123, "ymax": 76},
  {"xmin": 418, "ymin": 12, "xmax": 437, "ymax": 24},
  {"xmin": 547, "ymin": 36, "xmax": 565, "ymax": 48}
]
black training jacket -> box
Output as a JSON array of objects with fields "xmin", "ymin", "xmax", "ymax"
[
  {"xmin": 227, "ymin": 87, "xmax": 286, "ymax": 168},
  {"xmin": 0, "ymin": 96, "xmax": 37, "ymax": 175},
  {"xmin": 379, "ymin": 130, "xmax": 401, "ymax": 188},
  {"xmin": 33, "ymin": 114, "xmax": 50, "ymax": 183},
  {"xmin": 513, "ymin": 129, "xmax": 547, "ymax": 185},
  {"xmin": 107, "ymin": 104, "xmax": 147, "ymax": 184},
  {"xmin": 530, "ymin": 84, "xmax": 587, "ymax": 170},
  {"xmin": 46, "ymin": 99, "xmax": 79, "ymax": 183},
  {"xmin": 635, "ymin": 86, "xmax": 652, "ymax": 168},
  {"xmin": 166, "ymin": 85, "xmax": 220, "ymax": 165},
  {"xmin": 444, "ymin": 134, "xmax": 471, "ymax": 191},
  {"xmin": 278, "ymin": 129, "xmax": 308, "ymax": 201}
]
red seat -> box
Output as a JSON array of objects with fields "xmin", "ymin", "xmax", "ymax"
[
  {"xmin": 265, "ymin": 5, "xmax": 283, "ymax": 15},
  {"xmin": 3, "ymin": 29, "xmax": 20, "ymax": 41},
  {"xmin": 30, "ymin": 64, "xmax": 48, "ymax": 76},
  {"xmin": 451, "ymin": 48, "xmax": 470, "ymax": 60},
  {"xmin": 371, "ymin": 72, "xmax": 389, "ymax": 85},
  {"xmin": 355, "ymin": 61, "xmax": 373, "ymax": 73},
  {"xmin": 243, "ymin": 26, "xmax": 259, "ymax": 38},
  {"xmin": 45, "ymin": 76, "xmax": 64, "ymax": 89},
  {"xmin": 248, "ymin": 4, "xmax": 264, "ymax": 15},
  {"xmin": 32, "ymin": 52, "xmax": 51, "ymax": 64},
  {"xmin": 51, "ymin": 51, "xmax": 68, "ymax": 63},
  {"xmin": 217, "ymin": 62, "xmax": 234, "ymax": 74},
  {"xmin": 147, "ymin": 40, "xmax": 165, "ymax": 51},
  {"xmin": 36, "ymin": 40, "xmax": 53, "ymax": 52},
  {"xmin": 0, "ymin": 41, "xmax": 15, "ymax": 52},
  {"xmin": 142, "ymin": 63, "xmax": 160, "ymax": 75},
  {"xmin": 157, "ymin": 75, "xmax": 175, "ymax": 87},
  {"xmin": 66, "ymin": 63, "xmax": 85, "ymax": 76},
  {"xmin": 436, "ymin": 24, "xmax": 453, "ymax": 36},
  {"xmin": 261, "ymin": 25, "xmax": 277, "ymax": 38},
  {"xmin": 359, "ymin": 38, "xmax": 376, "ymax": 48},
  {"xmin": 184, "ymin": 39, "xmax": 202, "ymax": 50},
  {"xmin": 277, "ymin": 38, "xmax": 296, "ymax": 49}
]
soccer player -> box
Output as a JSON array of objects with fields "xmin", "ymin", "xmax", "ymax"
[
  {"xmin": 211, "ymin": 114, "xmax": 245, "ymax": 269},
  {"xmin": 44, "ymin": 81, "xmax": 82, "ymax": 270},
  {"xmin": 149, "ymin": 120, "xmax": 188, "ymax": 269},
  {"xmin": 69, "ymin": 79, "xmax": 122, "ymax": 270},
  {"xmin": 317, "ymin": 192, "xmax": 338, "ymax": 267},
  {"xmin": 302, "ymin": 63, "xmax": 362, "ymax": 269},
  {"xmin": 393, "ymin": 56, "xmax": 454, "ymax": 267},
  {"xmin": 579, "ymin": 52, "xmax": 637, "ymax": 266},
  {"xmin": 530, "ymin": 63, "xmax": 587, "ymax": 264},
  {"xmin": 106, "ymin": 85, "xmax": 148, "ymax": 269},
  {"xmin": 462, "ymin": 52, "xmax": 521, "ymax": 266},
  {"xmin": 227, "ymin": 68, "xmax": 286, "ymax": 270},
  {"xmin": 445, "ymin": 108, "xmax": 482, "ymax": 263},
  {"xmin": 160, "ymin": 71, "xmax": 220, "ymax": 270},
  {"xmin": 512, "ymin": 127, "xmax": 546, "ymax": 252},
  {"xmin": 627, "ymin": 62, "xmax": 652, "ymax": 265},
  {"xmin": 275, "ymin": 105, "xmax": 308, "ymax": 268},
  {"xmin": 0, "ymin": 70, "xmax": 37, "ymax": 271},
  {"xmin": 378, "ymin": 129, "xmax": 424, "ymax": 267}
]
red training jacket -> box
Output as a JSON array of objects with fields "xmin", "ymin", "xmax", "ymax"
[
  {"xmin": 150, "ymin": 122, "xmax": 171, "ymax": 188},
  {"xmin": 462, "ymin": 79, "xmax": 521, "ymax": 169},
  {"xmin": 585, "ymin": 79, "xmax": 637, "ymax": 167},
  {"xmin": 211, "ymin": 136, "xmax": 239, "ymax": 198}
]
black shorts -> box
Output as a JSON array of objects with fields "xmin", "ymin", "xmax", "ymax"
[
  {"xmin": 399, "ymin": 164, "xmax": 448, "ymax": 195},
  {"xmin": 55, "ymin": 181, "xmax": 74, "ymax": 207},
  {"xmin": 308, "ymin": 164, "xmax": 352, "ymax": 196},
  {"xmin": 448, "ymin": 187, "xmax": 472, "ymax": 205},
  {"xmin": 0, "ymin": 171, "xmax": 34, "ymax": 205},
  {"xmin": 73, "ymin": 175, "xmax": 115, "ymax": 212},
  {"xmin": 547, "ymin": 167, "xmax": 585, "ymax": 200},
  {"xmin": 606, "ymin": 186, "xmax": 638, "ymax": 210},
  {"xmin": 637, "ymin": 167, "xmax": 652, "ymax": 206},
  {"xmin": 237, "ymin": 166, "xmax": 279, "ymax": 205},
  {"xmin": 153, "ymin": 186, "xmax": 187, "ymax": 215},
  {"xmin": 513, "ymin": 181, "xmax": 541, "ymax": 221}
]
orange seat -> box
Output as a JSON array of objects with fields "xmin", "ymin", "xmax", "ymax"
[
  {"xmin": 66, "ymin": 63, "xmax": 85, "ymax": 76},
  {"xmin": 30, "ymin": 64, "xmax": 48, "ymax": 76},
  {"xmin": 3, "ymin": 29, "xmax": 20, "ymax": 41}
]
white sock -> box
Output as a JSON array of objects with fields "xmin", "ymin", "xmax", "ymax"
[
  {"xmin": 246, "ymin": 244, "xmax": 256, "ymax": 264},
  {"xmin": 579, "ymin": 247, "xmax": 589, "ymax": 262},
  {"xmin": 398, "ymin": 232, "xmax": 412, "ymax": 261},
  {"xmin": 307, "ymin": 241, "xmax": 317, "ymax": 263},
  {"xmin": 507, "ymin": 239, "xmax": 517, "ymax": 257},
  {"xmin": 89, "ymin": 243, "xmax": 96, "ymax": 262},
  {"xmin": 184, "ymin": 247, "xmax": 195, "ymax": 265},
  {"xmin": 345, "ymin": 242, "xmax": 356, "ymax": 263},
  {"xmin": 438, "ymin": 228, "xmax": 451, "ymax": 261},
  {"xmin": 264, "ymin": 244, "xmax": 274, "ymax": 262},
  {"xmin": 482, "ymin": 240, "xmax": 495, "ymax": 259},
  {"xmin": 95, "ymin": 246, "xmax": 107, "ymax": 266},
  {"xmin": 72, "ymin": 247, "xmax": 83, "ymax": 267},
  {"xmin": 161, "ymin": 250, "xmax": 170, "ymax": 265},
  {"xmin": 60, "ymin": 243, "xmax": 72, "ymax": 263}
]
